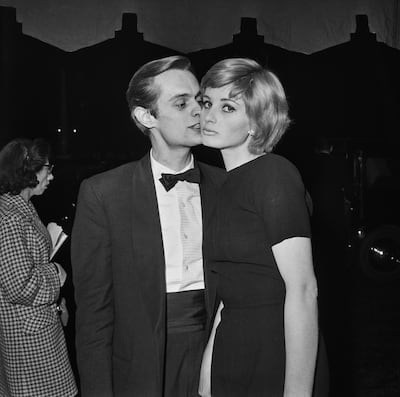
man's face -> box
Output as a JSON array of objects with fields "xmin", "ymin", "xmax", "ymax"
[{"xmin": 151, "ymin": 69, "xmax": 202, "ymax": 149}]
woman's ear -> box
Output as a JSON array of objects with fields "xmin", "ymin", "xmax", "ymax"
[{"xmin": 132, "ymin": 107, "xmax": 156, "ymax": 129}]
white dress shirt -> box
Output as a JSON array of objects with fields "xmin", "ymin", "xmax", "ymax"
[{"xmin": 150, "ymin": 150, "xmax": 204, "ymax": 293}]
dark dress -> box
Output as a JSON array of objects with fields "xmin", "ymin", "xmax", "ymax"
[{"xmin": 208, "ymin": 154, "xmax": 328, "ymax": 397}]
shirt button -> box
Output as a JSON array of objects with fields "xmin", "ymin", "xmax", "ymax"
[
  {"xmin": 183, "ymin": 233, "xmax": 188, "ymax": 239},
  {"xmin": 184, "ymin": 265, "xmax": 189, "ymax": 271}
]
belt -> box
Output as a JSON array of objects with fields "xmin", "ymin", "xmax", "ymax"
[{"xmin": 166, "ymin": 290, "xmax": 206, "ymax": 334}]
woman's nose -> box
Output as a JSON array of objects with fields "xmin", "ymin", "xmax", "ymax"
[{"xmin": 203, "ymin": 109, "xmax": 216, "ymax": 123}]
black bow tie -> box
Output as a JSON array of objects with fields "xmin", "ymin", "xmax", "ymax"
[{"xmin": 159, "ymin": 167, "xmax": 201, "ymax": 191}]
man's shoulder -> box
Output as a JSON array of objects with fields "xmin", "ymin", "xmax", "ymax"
[
  {"xmin": 90, "ymin": 162, "xmax": 136, "ymax": 182},
  {"xmin": 81, "ymin": 157, "xmax": 146, "ymax": 193},
  {"xmin": 82, "ymin": 162, "xmax": 129, "ymax": 189}
]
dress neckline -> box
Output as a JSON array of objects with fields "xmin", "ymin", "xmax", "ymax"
[{"xmin": 227, "ymin": 153, "xmax": 268, "ymax": 175}]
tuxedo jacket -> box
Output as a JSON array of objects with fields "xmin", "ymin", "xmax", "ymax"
[{"xmin": 71, "ymin": 153, "xmax": 225, "ymax": 397}]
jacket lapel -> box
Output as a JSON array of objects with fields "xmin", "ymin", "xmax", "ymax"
[{"xmin": 130, "ymin": 154, "xmax": 166, "ymax": 379}]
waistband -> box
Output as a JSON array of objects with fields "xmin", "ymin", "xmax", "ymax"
[{"xmin": 166, "ymin": 289, "xmax": 206, "ymax": 334}]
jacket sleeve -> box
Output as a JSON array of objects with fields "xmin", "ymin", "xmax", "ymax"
[
  {"xmin": 0, "ymin": 215, "xmax": 60, "ymax": 306},
  {"xmin": 71, "ymin": 178, "xmax": 114, "ymax": 397}
]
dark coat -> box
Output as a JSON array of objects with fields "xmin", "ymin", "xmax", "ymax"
[{"xmin": 71, "ymin": 154, "xmax": 224, "ymax": 397}]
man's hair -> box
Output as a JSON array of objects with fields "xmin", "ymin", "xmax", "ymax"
[
  {"xmin": 201, "ymin": 58, "xmax": 290, "ymax": 154},
  {"xmin": 126, "ymin": 55, "xmax": 194, "ymax": 135},
  {"xmin": 0, "ymin": 138, "xmax": 52, "ymax": 195}
]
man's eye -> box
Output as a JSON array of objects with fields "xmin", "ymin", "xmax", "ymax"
[
  {"xmin": 175, "ymin": 102, "xmax": 186, "ymax": 109},
  {"xmin": 222, "ymin": 104, "xmax": 235, "ymax": 112}
]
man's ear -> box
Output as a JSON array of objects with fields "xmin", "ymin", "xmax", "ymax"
[{"xmin": 132, "ymin": 107, "xmax": 156, "ymax": 129}]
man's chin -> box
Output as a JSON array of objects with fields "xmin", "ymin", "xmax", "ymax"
[{"xmin": 187, "ymin": 135, "xmax": 203, "ymax": 147}]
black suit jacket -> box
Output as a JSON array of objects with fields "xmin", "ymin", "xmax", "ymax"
[{"xmin": 71, "ymin": 153, "xmax": 225, "ymax": 397}]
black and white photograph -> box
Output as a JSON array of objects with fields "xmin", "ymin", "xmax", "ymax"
[{"xmin": 1, "ymin": 1, "xmax": 400, "ymax": 396}]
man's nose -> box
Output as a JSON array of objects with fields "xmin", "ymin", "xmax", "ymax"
[{"xmin": 191, "ymin": 101, "xmax": 201, "ymax": 117}]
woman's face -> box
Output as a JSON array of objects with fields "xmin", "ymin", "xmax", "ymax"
[
  {"xmin": 200, "ymin": 84, "xmax": 251, "ymax": 151},
  {"xmin": 31, "ymin": 160, "xmax": 54, "ymax": 197}
]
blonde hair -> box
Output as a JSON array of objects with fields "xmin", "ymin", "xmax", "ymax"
[{"xmin": 201, "ymin": 58, "xmax": 290, "ymax": 153}]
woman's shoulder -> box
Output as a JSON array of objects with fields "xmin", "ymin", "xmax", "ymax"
[
  {"xmin": 0, "ymin": 195, "xmax": 24, "ymax": 218},
  {"xmin": 254, "ymin": 153, "xmax": 302, "ymax": 181},
  {"xmin": 0, "ymin": 206, "xmax": 24, "ymax": 230},
  {"xmin": 260, "ymin": 153, "xmax": 297, "ymax": 169}
]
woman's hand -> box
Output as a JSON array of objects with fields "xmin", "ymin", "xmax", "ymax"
[
  {"xmin": 53, "ymin": 262, "xmax": 67, "ymax": 287},
  {"xmin": 198, "ymin": 346, "xmax": 212, "ymax": 397},
  {"xmin": 198, "ymin": 301, "xmax": 223, "ymax": 397},
  {"xmin": 57, "ymin": 297, "xmax": 69, "ymax": 327}
]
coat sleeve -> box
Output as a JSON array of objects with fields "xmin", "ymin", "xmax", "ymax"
[
  {"xmin": 71, "ymin": 178, "xmax": 114, "ymax": 396},
  {"xmin": 0, "ymin": 215, "xmax": 60, "ymax": 306}
]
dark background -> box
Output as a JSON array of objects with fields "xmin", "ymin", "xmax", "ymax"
[{"xmin": 1, "ymin": 5, "xmax": 400, "ymax": 396}]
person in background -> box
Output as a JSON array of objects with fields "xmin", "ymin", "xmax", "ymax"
[
  {"xmin": 71, "ymin": 55, "xmax": 225, "ymax": 397},
  {"xmin": 0, "ymin": 138, "xmax": 77, "ymax": 397},
  {"xmin": 198, "ymin": 58, "xmax": 329, "ymax": 396}
]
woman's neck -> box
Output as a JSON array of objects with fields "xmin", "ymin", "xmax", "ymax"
[{"xmin": 19, "ymin": 188, "xmax": 31, "ymax": 202}]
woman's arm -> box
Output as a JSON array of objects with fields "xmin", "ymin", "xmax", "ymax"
[
  {"xmin": 272, "ymin": 236, "xmax": 318, "ymax": 397},
  {"xmin": 0, "ymin": 216, "xmax": 60, "ymax": 306},
  {"xmin": 199, "ymin": 301, "xmax": 224, "ymax": 397}
]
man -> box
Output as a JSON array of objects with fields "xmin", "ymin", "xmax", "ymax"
[{"xmin": 71, "ymin": 55, "xmax": 225, "ymax": 396}]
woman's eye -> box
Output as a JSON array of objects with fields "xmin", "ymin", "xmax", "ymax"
[
  {"xmin": 222, "ymin": 104, "xmax": 235, "ymax": 112},
  {"xmin": 202, "ymin": 100, "xmax": 211, "ymax": 109}
]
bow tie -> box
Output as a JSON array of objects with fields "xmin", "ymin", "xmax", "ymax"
[{"xmin": 159, "ymin": 167, "xmax": 201, "ymax": 191}]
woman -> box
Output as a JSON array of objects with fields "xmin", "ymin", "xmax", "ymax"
[
  {"xmin": 0, "ymin": 138, "xmax": 77, "ymax": 397},
  {"xmin": 199, "ymin": 59, "xmax": 328, "ymax": 396}
]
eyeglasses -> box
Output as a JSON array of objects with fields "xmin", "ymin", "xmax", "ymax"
[{"xmin": 42, "ymin": 163, "xmax": 54, "ymax": 174}]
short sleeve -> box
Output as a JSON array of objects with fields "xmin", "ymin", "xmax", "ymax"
[{"xmin": 256, "ymin": 156, "xmax": 312, "ymax": 246}]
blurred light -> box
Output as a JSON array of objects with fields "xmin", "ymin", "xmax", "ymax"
[
  {"xmin": 73, "ymin": 128, "xmax": 77, "ymax": 134},
  {"xmin": 359, "ymin": 225, "xmax": 400, "ymax": 281},
  {"xmin": 368, "ymin": 240, "xmax": 400, "ymax": 272},
  {"xmin": 370, "ymin": 247, "xmax": 384, "ymax": 256},
  {"xmin": 356, "ymin": 227, "xmax": 366, "ymax": 239},
  {"xmin": 57, "ymin": 128, "xmax": 62, "ymax": 133}
]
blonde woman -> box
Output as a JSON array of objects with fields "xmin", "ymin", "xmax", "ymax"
[{"xmin": 199, "ymin": 58, "xmax": 328, "ymax": 397}]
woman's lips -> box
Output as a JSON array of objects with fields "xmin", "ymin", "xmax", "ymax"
[{"xmin": 202, "ymin": 128, "xmax": 217, "ymax": 136}]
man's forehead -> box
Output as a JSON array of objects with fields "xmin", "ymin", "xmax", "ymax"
[{"xmin": 155, "ymin": 69, "xmax": 199, "ymax": 99}]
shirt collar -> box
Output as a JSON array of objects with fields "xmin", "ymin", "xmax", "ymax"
[{"xmin": 150, "ymin": 149, "xmax": 194, "ymax": 180}]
